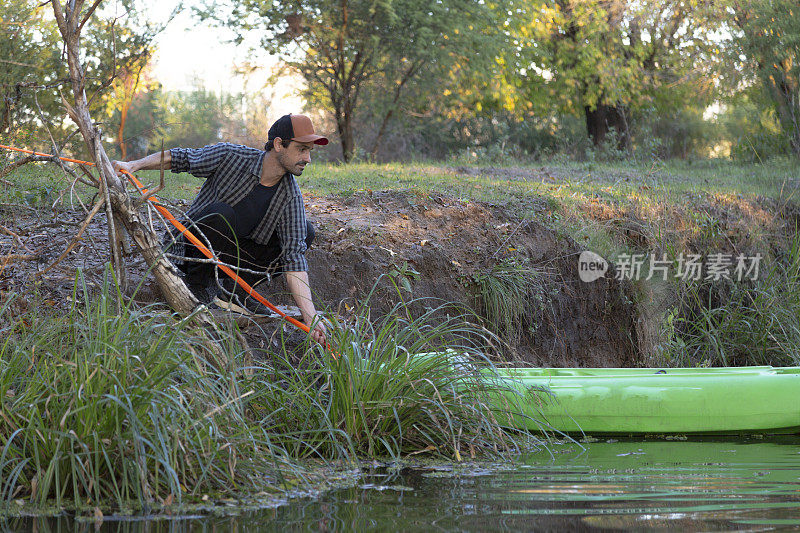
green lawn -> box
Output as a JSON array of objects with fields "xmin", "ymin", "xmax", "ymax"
[{"xmin": 2, "ymin": 156, "xmax": 798, "ymax": 232}]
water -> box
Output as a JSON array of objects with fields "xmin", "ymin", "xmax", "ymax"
[{"xmin": 7, "ymin": 437, "xmax": 800, "ymax": 531}]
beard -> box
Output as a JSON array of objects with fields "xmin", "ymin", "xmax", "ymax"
[{"xmin": 278, "ymin": 152, "xmax": 307, "ymax": 176}]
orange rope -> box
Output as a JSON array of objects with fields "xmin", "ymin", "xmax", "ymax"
[{"xmin": 0, "ymin": 143, "xmax": 326, "ymax": 345}]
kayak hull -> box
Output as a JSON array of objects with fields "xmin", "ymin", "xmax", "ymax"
[{"xmin": 490, "ymin": 366, "xmax": 800, "ymax": 435}]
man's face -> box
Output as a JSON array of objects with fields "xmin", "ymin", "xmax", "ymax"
[{"xmin": 276, "ymin": 140, "xmax": 314, "ymax": 176}]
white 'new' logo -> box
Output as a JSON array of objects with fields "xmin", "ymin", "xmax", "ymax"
[{"xmin": 578, "ymin": 251, "xmax": 608, "ymax": 282}]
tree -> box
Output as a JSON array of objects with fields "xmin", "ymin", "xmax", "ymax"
[
  {"xmin": 203, "ymin": 0, "xmax": 500, "ymax": 162},
  {"xmin": 1, "ymin": 0, "xmax": 158, "ymax": 153},
  {"xmin": 48, "ymin": 0, "xmax": 226, "ymax": 364},
  {"xmin": 511, "ymin": 0, "xmax": 716, "ymax": 148},
  {"xmin": 725, "ymin": 0, "xmax": 800, "ymax": 157},
  {"xmin": 0, "ymin": 0, "xmax": 62, "ymax": 135}
]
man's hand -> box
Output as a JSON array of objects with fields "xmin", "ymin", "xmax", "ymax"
[
  {"xmin": 307, "ymin": 315, "xmax": 328, "ymax": 345},
  {"xmin": 111, "ymin": 160, "xmax": 137, "ymax": 175},
  {"xmin": 286, "ymin": 270, "xmax": 328, "ymax": 345}
]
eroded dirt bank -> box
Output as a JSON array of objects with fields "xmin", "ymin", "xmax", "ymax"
[
  {"xmin": 0, "ymin": 190, "xmax": 638, "ymax": 367},
  {"xmin": 301, "ymin": 191, "xmax": 637, "ymax": 367},
  {"xmin": 8, "ymin": 186, "xmax": 793, "ymax": 368}
]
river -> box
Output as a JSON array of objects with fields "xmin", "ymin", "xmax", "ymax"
[{"xmin": 6, "ymin": 437, "xmax": 800, "ymax": 531}]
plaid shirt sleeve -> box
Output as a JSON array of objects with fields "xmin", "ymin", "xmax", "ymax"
[
  {"xmin": 169, "ymin": 143, "xmax": 232, "ymax": 179},
  {"xmin": 276, "ymin": 193, "xmax": 309, "ymax": 272}
]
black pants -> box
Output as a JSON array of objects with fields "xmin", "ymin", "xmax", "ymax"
[{"xmin": 181, "ymin": 202, "xmax": 314, "ymax": 289}]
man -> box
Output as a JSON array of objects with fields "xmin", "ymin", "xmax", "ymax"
[{"xmin": 112, "ymin": 113, "xmax": 327, "ymax": 344}]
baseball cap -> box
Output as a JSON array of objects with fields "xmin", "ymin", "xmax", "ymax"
[{"xmin": 268, "ymin": 114, "xmax": 329, "ymax": 146}]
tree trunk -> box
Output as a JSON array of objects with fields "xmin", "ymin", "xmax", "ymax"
[
  {"xmin": 585, "ymin": 103, "xmax": 631, "ymax": 150},
  {"xmin": 49, "ymin": 0, "xmax": 227, "ymax": 368},
  {"xmin": 336, "ymin": 105, "xmax": 355, "ymax": 163}
]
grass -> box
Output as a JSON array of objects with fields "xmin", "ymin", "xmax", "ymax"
[
  {"xmin": 0, "ymin": 270, "xmax": 540, "ymax": 516},
  {"xmin": 249, "ymin": 294, "xmax": 536, "ymax": 460},
  {"xmin": 0, "ymin": 272, "xmax": 302, "ymax": 513},
  {"xmin": 660, "ymin": 237, "xmax": 800, "ymax": 367},
  {"xmin": 3, "ymin": 152, "xmax": 799, "ymax": 206},
  {"xmin": 472, "ymin": 259, "xmax": 548, "ymax": 345}
]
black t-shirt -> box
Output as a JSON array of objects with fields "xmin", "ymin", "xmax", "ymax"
[{"xmin": 233, "ymin": 182, "xmax": 279, "ymax": 236}]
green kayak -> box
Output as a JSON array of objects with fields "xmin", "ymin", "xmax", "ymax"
[{"xmin": 491, "ymin": 366, "xmax": 800, "ymax": 435}]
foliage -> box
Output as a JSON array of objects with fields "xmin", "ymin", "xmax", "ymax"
[
  {"xmin": 200, "ymin": 0, "xmax": 502, "ymax": 162},
  {"xmin": 716, "ymin": 88, "xmax": 791, "ymax": 162},
  {"xmin": 251, "ymin": 296, "xmax": 536, "ymax": 459},
  {"xmin": 1, "ymin": 0, "xmax": 160, "ymax": 155},
  {"xmin": 0, "ymin": 273, "xmax": 299, "ymax": 511},
  {"xmin": 722, "ymin": 0, "xmax": 800, "ymax": 157},
  {"xmin": 663, "ymin": 238, "xmax": 800, "ymax": 367},
  {"xmin": 0, "ymin": 0, "xmax": 63, "ymax": 135},
  {"xmin": 0, "ymin": 272, "xmax": 536, "ymax": 514},
  {"xmin": 472, "ymin": 259, "xmax": 546, "ymax": 344},
  {"xmin": 105, "ymin": 86, "xmax": 266, "ymax": 160},
  {"xmin": 508, "ymin": 0, "xmax": 717, "ymax": 147},
  {"xmin": 153, "ymin": 88, "xmax": 240, "ymax": 150}
]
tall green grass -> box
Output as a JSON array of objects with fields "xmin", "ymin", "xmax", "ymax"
[
  {"xmin": 663, "ymin": 238, "xmax": 800, "ymax": 367},
  {"xmin": 247, "ymin": 296, "xmax": 536, "ymax": 460},
  {"xmin": 472, "ymin": 260, "xmax": 547, "ymax": 344},
  {"xmin": 0, "ymin": 273, "xmax": 539, "ymax": 515},
  {"xmin": 0, "ymin": 273, "xmax": 302, "ymax": 512}
]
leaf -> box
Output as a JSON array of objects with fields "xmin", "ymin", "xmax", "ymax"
[{"xmin": 408, "ymin": 445, "xmax": 437, "ymax": 456}]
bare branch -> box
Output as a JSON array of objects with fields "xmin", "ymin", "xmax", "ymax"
[
  {"xmin": 0, "ymin": 254, "xmax": 38, "ymax": 264},
  {"xmin": 78, "ymin": 0, "xmax": 104, "ymax": 33},
  {"xmin": 0, "ymin": 225, "xmax": 32, "ymax": 253},
  {"xmin": 0, "ymin": 155, "xmax": 36, "ymax": 181},
  {"xmin": 37, "ymin": 195, "xmax": 105, "ymax": 277},
  {"xmin": 77, "ymin": 164, "xmax": 100, "ymax": 187}
]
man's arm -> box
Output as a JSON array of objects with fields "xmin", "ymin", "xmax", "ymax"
[
  {"xmin": 112, "ymin": 150, "xmax": 172, "ymax": 174},
  {"xmin": 285, "ymin": 270, "xmax": 327, "ymax": 345}
]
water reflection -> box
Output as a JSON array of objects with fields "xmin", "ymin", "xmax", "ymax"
[{"xmin": 6, "ymin": 437, "xmax": 800, "ymax": 531}]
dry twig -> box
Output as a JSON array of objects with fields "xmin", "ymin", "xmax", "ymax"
[
  {"xmin": 37, "ymin": 195, "xmax": 106, "ymax": 277},
  {"xmin": 0, "ymin": 253, "xmax": 38, "ymax": 263},
  {"xmin": 0, "ymin": 225, "xmax": 32, "ymax": 253}
]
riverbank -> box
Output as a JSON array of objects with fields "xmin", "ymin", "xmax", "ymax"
[
  {"xmin": 0, "ymin": 270, "xmax": 542, "ymax": 519},
  {"xmin": 2, "ymin": 156, "xmax": 800, "ymax": 517},
  {"xmin": 4, "ymin": 157, "xmax": 799, "ymax": 367}
]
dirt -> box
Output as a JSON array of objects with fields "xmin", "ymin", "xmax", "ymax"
[
  {"xmin": 0, "ymin": 189, "xmax": 639, "ymax": 367},
  {"xmin": 300, "ymin": 191, "xmax": 638, "ymax": 367}
]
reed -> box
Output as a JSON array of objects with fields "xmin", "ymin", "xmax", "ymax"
[
  {"xmin": 472, "ymin": 260, "xmax": 543, "ymax": 344},
  {"xmin": 0, "ymin": 273, "xmax": 538, "ymax": 514},
  {"xmin": 246, "ymin": 299, "xmax": 538, "ymax": 461},
  {"xmin": 665, "ymin": 237, "xmax": 800, "ymax": 367},
  {"xmin": 0, "ymin": 272, "xmax": 303, "ymax": 512}
]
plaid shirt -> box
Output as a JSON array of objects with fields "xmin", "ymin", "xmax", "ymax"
[{"xmin": 167, "ymin": 142, "xmax": 308, "ymax": 272}]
